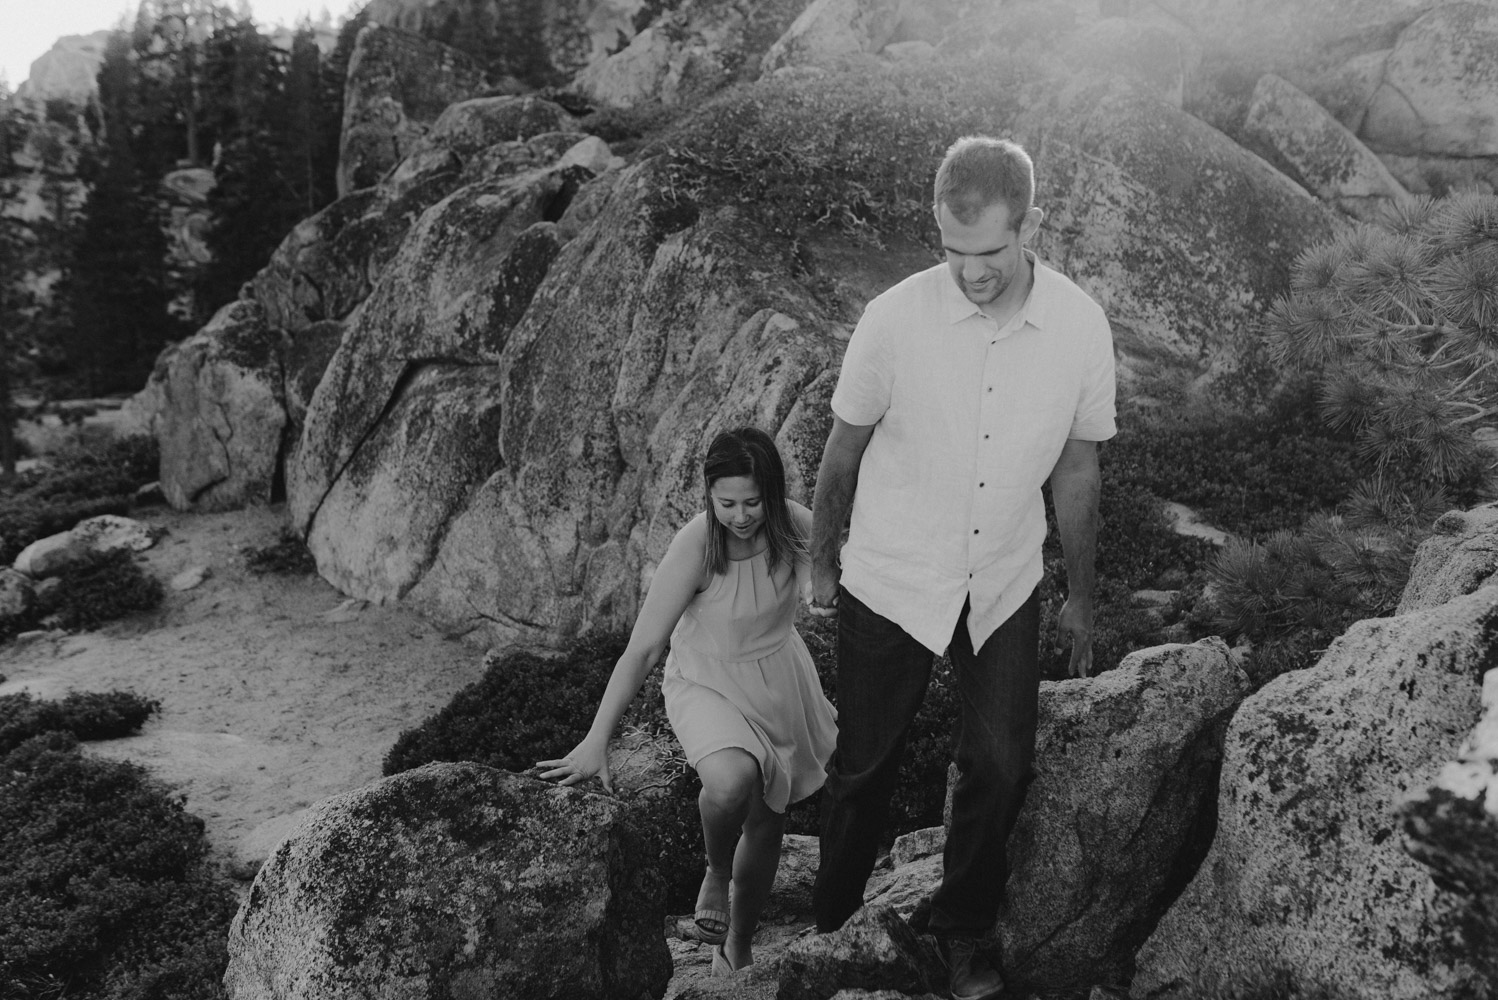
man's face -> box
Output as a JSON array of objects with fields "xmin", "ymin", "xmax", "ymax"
[{"xmin": 936, "ymin": 200, "xmax": 1040, "ymax": 311}]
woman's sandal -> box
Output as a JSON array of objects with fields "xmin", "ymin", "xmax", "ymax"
[{"xmin": 693, "ymin": 867, "xmax": 730, "ymax": 945}]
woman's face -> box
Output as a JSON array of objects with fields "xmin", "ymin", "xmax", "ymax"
[{"xmin": 709, "ymin": 474, "xmax": 765, "ymax": 541}]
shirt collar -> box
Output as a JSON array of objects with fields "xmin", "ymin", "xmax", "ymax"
[{"xmin": 941, "ymin": 250, "xmax": 1053, "ymax": 331}]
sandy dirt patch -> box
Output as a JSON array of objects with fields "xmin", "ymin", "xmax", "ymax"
[{"xmin": 0, "ymin": 502, "xmax": 489, "ymax": 882}]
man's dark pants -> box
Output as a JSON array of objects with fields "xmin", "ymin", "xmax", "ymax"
[{"xmin": 812, "ymin": 585, "xmax": 1040, "ymax": 938}]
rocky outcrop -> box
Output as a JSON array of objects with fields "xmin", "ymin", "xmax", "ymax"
[
  {"xmin": 337, "ymin": 23, "xmax": 490, "ymax": 196},
  {"xmin": 156, "ymin": 301, "xmax": 287, "ymax": 512},
  {"xmin": 1243, "ymin": 73, "xmax": 1409, "ymax": 218},
  {"xmin": 0, "ymin": 569, "xmax": 36, "ymax": 620},
  {"xmin": 1397, "ymin": 503, "xmax": 1498, "ymax": 614},
  {"xmin": 1400, "ymin": 665, "xmax": 1498, "ymax": 986},
  {"xmin": 830, "ymin": 640, "xmax": 1248, "ymax": 994},
  {"xmin": 996, "ymin": 639, "xmax": 1249, "ymax": 990},
  {"xmin": 287, "ymin": 178, "xmax": 572, "ymax": 603},
  {"xmin": 760, "ymin": 0, "xmax": 903, "ymax": 75},
  {"xmin": 1395, "ymin": 503, "xmax": 1498, "ymax": 987},
  {"xmin": 1147, "ymin": 0, "xmax": 1433, "ymax": 83},
  {"xmin": 282, "ymin": 65, "xmax": 1344, "ymax": 643},
  {"xmin": 1011, "ymin": 75, "xmax": 1344, "ymax": 380},
  {"xmin": 223, "ymin": 761, "xmax": 673, "ymax": 1000},
  {"xmin": 1362, "ymin": 2, "xmax": 1498, "ymax": 158},
  {"xmin": 779, "ymin": 905, "xmax": 942, "ymax": 1000},
  {"xmin": 363, "ymin": 0, "xmax": 648, "ymax": 87},
  {"xmin": 571, "ymin": 0, "xmax": 804, "ymax": 108},
  {"xmin": 17, "ymin": 32, "xmax": 110, "ymax": 102},
  {"xmin": 1130, "ymin": 588, "xmax": 1494, "ymax": 999},
  {"xmin": 1057, "ymin": 17, "xmax": 1202, "ymax": 109}
]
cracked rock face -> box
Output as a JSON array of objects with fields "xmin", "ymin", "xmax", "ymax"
[{"xmin": 156, "ymin": 300, "xmax": 288, "ymax": 513}]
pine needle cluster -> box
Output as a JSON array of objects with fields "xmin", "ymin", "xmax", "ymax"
[{"xmin": 1265, "ymin": 193, "xmax": 1498, "ymax": 498}]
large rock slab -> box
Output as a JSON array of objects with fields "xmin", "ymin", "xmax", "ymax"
[
  {"xmin": 1242, "ymin": 73, "xmax": 1408, "ymax": 218},
  {"xmin": 400, "ymin": 159, "xmax": 843, "ymax": 644},
  {"xmin": 156, "ymin": 300, "xmax": 288, "ymax": 512},
  {"xmin": 853, "ymin": 639, "xmax": 1250, "ymax": 993},
  {"xmin": 1012, "ymin": 74, "xmax": 1345, "ymax": 381},
  {"xmin": 1400, "ymin": 663, "xmax": 1498, "ymax": 986},
  {"xmin": 337, "ymin": 23, "xmax": 489, "ymax": 196},
  {"xmin": 996, "ymin": 639, "xmax": 1250, "ymax": 990},
  {"xmin": 1148, "ymin": 0, "xmax": 1435, "ymax": 83},
  {"xmin": 1362, "ymin": 2, "xmax": 1498, "ymax": 157},
  {"xmin": 1131, "ymin": 589, "xmax": 1496, "ymax": 1000},
  {"xmin": 288, "ymin": 179, "xmax": 571, "ymax": 601},
  {"xmin": 223, "ymin": 762, "xmax": 672, "ymax": 1000},
  {"xmin": 1057, "ymin": 17, "xmax": 1202, "ymax": 109}
]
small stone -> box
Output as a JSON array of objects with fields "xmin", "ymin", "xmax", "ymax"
[{"xmin": 170, "ymin": 565, "xmax": 211, "ymax": 591}]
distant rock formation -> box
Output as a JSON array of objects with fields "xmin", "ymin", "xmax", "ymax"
[{"xmin": 16, "ymin": 31, "xmax": 110, "ymax": 103}]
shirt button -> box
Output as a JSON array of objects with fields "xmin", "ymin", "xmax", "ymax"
[
  {"xmin": 979, "ymin": 482, "xmax": 985, "ymax": 487},
  {"xmin": 973, "ymin": 529, "xmax": 979, "ymax": 535},
  {"xmin": 983, "ymin": 434, "xmax": 990, "ymax": 439}
]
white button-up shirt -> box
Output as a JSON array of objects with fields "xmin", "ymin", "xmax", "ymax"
[{"xmin": 830, "ymin": 255, "xmax": 1117, "ymax": 654}]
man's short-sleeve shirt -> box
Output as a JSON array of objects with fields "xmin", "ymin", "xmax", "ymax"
[{"xmin": 830, "ymin": 255, "xmax": 1117, "ymax": 654}]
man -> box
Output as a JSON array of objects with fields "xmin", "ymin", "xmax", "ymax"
[{"xmin": 808, "ymin": 136, "xmax": 1116, "ymax": 1000}]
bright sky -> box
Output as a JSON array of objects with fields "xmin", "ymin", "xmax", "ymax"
[{"xmin": 1, "ymin": 1, "xmax": 357, "ymax": 91}]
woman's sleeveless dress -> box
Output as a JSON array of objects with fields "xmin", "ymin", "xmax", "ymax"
[{"xmin": 662, "ymin": 549, "xmax": 837, "ymax": 813}]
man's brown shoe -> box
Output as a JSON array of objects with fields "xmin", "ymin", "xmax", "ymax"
[{"xmin": 936, "ymin": 936, "xmax": 1005, "ymax": 1000}]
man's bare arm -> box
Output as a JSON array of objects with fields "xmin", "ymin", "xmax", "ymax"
[
  {"xmin": 809, "ymin": 417, "xmax": 876, "ymax": 612},
  {"xmin": 1048, "ymin": 438, "xmax": 1102, "ymax": 677}
]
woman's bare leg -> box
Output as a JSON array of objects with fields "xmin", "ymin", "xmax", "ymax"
[{"xmin": 725, "ymin": 790, "xmax": 785, "ymax": 969}]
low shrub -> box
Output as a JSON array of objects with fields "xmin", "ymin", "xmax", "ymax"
[
  {"xmin": 0, "ymin": 697, "xmax": 236, "ymax": 1000},
  {"xmin": 49, "ymin": 550, "xmax": 166, "ymax": 632},
  {"xmin": 1, "ymin": 551, "xmax": 166, "ymax": 644},
  {"xmin": 241, "ymin": 531, "xmax": 318, "ymax": 576},
  {"xmin": 1203, "ymin": 513, "xmax": 1412, "ymax": 685},
  {"xmin": 1103, "ymin": 386, "xmax": 1365, "ymax": 540},
  {"xmin": 0, "ymin": 690, "xmax": 160, "ymax": 756},
  {"xmin": 0, "ymin": 435, "xmax": 159, "ymax": 565}
]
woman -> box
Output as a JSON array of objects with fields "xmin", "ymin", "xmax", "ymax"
[{"xmin": 537, "ymin": 427, "xmax": 836, "ymax": 973}]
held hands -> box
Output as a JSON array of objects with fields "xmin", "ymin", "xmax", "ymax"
[
  {"xmin": 1055, "ymin": 596, "xmax": 1094, "ymax": 678},
  {"xmin": 808, "ymin": 562, "xmax": 840, "ymax": 618},
  {"xmin": 535, "ymin": 734, "xmax": 613, "ymax": 794}
]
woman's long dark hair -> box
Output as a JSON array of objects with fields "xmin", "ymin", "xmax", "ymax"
[{"xmin": 701, "ymin": 426, "xmax": 806, "ymax": 576}]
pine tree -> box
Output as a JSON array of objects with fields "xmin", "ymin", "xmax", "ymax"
[
  {"xmin": 1266, "ymin": 194, "xmax": 1498, "ymax": 511},
  {"xmin": 64, "ymin": 32, "xmax": 178, "ymax": 394},
  {"xmin": 196, "ymin": 16, "xmax": 341, "ymax": 314}
]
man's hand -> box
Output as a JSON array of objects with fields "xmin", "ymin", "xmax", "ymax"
[
  {"xmin": 809, "ymin": 417, "xmax": 875, "ymax": 619},
  {"xmin": 1055, "ymin": 596, "xmax": 1093, "ymax": 678},
  {"xmin": 809, "ymin": 562, "xmax": 840, "ymax": 617}
]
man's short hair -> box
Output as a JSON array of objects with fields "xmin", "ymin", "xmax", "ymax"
[{"xmin": 933, "ymin": 136, "xmax": 1034, "ymax": 229}]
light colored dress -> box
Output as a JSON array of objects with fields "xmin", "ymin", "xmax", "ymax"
[{"xmin": 662, "ymin": 547, "xmax": 837, "ymax": 813}]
